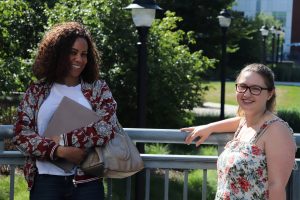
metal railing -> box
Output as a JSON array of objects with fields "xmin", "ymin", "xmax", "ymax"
[{"xmin": 1, "ymin": 125, "xmax": 300, "ymax": 200}]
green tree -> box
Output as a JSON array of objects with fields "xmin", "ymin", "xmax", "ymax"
[
  {"xmin": 0, "ymin": 0, "xmax": 37, "ymax": 93},
  {"xmin": 153, "ymin": 1, "xmax": 282, "ymax": 79},
  {"xmin": 0, "ymin": 0, "xmax": 215, "ymax": 127},
  {"xmin": 0, "ymin": 0, "xmax": 60, "ymax": 94},
  {"xmin": 43, "ymin": 0, "xmax": 215, "ymax": 127},
  {"xmin": 147, "ymin": 11, "xmax": 215, "ymax": 127},
  {"xmin": 228, "ymin": 13, "xmax": 282, "ymax": 75}
]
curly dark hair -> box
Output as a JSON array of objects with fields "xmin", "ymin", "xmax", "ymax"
[{"xmin": 33, "ymin": 21, "xmax": 100, "ymax": 83}]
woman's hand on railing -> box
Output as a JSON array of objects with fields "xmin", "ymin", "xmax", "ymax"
[{"xmin": 181, "ymin": 125, "xmax": 212, "ymax": 147}]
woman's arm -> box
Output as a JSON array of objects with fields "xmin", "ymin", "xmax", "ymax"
[
  {"xmin": 13, "ymin": 84, "xmax": 59, "ymax": 161},
  {"xmin": 265, "ymin": 122, "xmax": 296, "ymax": 200},
  {"xmin": 182, "ymin": 117, "xmax": 241, "ymax": 147}
]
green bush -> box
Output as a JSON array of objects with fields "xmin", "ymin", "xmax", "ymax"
[
  {"xmin": 278, "ymin": 110, "xmax": 300, "ymax": 159},
  {"xmin": 278, "ymin": 110, "xmax": 300, "ymax": 132},
  {"xmin": 145, "ymin": 143, "xmax": 170, "ymax": 154},
  {"xmin": 291, "ymin": 67, "xmax": 300, "ymax": 82},
  {"xmin": 272, "ymin": 61, "xmax": 296, "ymax": 81}
]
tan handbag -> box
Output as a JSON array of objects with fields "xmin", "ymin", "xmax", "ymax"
[{"xmin": 80, "ymin": 123, "xmax": 144, "ymax": 178}]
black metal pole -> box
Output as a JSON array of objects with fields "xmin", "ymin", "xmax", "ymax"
[
  {"xmin": 280, "ymin": 39, "xmax": 284, "ymax": 62},
  {"xmin": 136, "ymin": 27, "xmax": 148, "ymax": 133},
  {"xmin": 220, "ymin": 27, "xmax": 227, "ymax": 120},
  {"xmin": 271, "ymin": 33, "xmax": 275, "ymax": 66},
  {"xmin": 261, "ymin": 36, "xmax": 267, "ymax": 64},
  {"xmin": 276, "ymin": 34, "xmax": 280, "ymax": 64},
  {"xmin": 135, "ymin": 26, "xmax": 149, "ymax": 200}
]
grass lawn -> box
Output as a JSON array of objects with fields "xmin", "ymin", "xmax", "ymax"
[
  {"xmin": 0, "ymin": 174, "xmax": 29, "ymax": 200},
  {"xmin": 203, "ymin": 81, "xmax": 300, "ymax": 112}
]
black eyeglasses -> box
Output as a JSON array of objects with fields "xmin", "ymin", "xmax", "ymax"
[{"xmin": 235, "ymin": 84, "xmax": 270, "ymax": 96}]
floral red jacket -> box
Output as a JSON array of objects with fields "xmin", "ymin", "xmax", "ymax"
[{"xmin": 13, "ymin": 79, "xmax": 117, "ymax": 190}]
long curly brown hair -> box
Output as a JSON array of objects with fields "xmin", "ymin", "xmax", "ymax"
[{"xmin": 33, "ymin": 21, "xmax": 100, "ymax": 83}]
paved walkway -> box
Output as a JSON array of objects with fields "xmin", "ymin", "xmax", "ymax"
[
  {"xmin": 193, "ymin": 102, "xmax": 238, "ymax": 116},
  {"xmin": 275, "ymin": 81, "xmax": 300, "ymax": 86}
]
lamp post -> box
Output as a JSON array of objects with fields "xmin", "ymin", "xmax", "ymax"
[
  {"xmin": 125, "ymin": 1, "xmax": 161, "ymax": 200},
  {"xmin": 275, "ymin": 26, "xmax": 281, "ymax": 64},
  {"xmin": 260, "ymin": 25, "xmax": 269, "ymax": 64},
  {"xmin": 280, "ymin": 29, "xmax": 285, "ymax": 61},
  {"xmin": 217, "ymin": 9, "xmax": 231, "ymax": 120},
  {"xmin": 269, "ymin": 26, "xmax": 276, "ymax": 66},
  {"xmin": 125, "ymin": 0, "xmax": 161, "ymax": 151}
]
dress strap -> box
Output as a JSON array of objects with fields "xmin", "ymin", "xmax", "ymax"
[
  {"xmin": 253, "ymin": 117, "xmax": 289, "ymax": 143},
  {"xmin": 253, "ymin": 118, "xmax": 279, "ymax": 143},
  {"xmin": 233, "ymin": 119, "xmax": 246, "ymax": 139}
]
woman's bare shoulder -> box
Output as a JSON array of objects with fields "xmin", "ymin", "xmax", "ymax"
[{"xmin": 265, "ymin": 119, "xmax": 296, "ymax": 150}]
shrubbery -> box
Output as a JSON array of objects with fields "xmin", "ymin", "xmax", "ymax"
[
  {"xmin": 272, "ymin": 61, "xmax": 300, "ymax": 82},
  {"xmin": 278, "ymin": 110, "xmax": 300, "ymax": 132}
]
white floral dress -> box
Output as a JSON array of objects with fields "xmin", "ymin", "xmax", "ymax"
[{"xmin": 215, "ymin": 117, "xmax": 293, "ymax": 200}]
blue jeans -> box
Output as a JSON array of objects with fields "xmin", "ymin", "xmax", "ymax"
[{"xmin": 30, "ymin": 174, "xmax": 104, "ymax": 200}]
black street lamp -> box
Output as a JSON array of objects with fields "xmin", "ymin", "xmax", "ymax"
[
  {"xmin": 275, "ymin": 26, "xmax": 281, "ymax": 64},
  {"xmin": 217, "ymin": 9, "xmax": 231, "ymax": 120},
  {"xmin": 260, "ymin": 25, "xmax": 269, "ymax": 64},
  {"xmin": 125, "ymin": 1, "xmax": 161, "ymax": 200},
  {"xmin": 125, "ymin": 0, "xmax": 161, "ymax": 150},
  {"xmin": 270, "ymin": 26, "xmax": 276, "ymax": 66},
  {"xmin": 280, "ymin": 29, "xmax": 285, "ymax": 61}
]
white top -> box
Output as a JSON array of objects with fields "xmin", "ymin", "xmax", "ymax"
[{"xmin": 36, "ymin": 83, "xmax": 92, "ymax": 175}]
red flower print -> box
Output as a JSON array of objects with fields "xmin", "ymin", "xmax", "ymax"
[
  {"xmin": 238, "ymin": 177, "xmax": 250, "ymax": 192},
  {"xmin": 252, "ymin": 146, "xmax": 261, "ymax": 155},
  {"xmin": 265, "ymin": 190, "xmax": 269, "ymax": 199},
  {"xmin": 223, "ymin": 192, "xmax": 230, "ymax": 200},
  {"xmin": 262, "ymin": 178, "xmax": 268, "ymax": 182},
  {"xmin": 230, "ymin": 183, "xmax": 239, "ymax": 194},
  {"xmin": 257, "ymin": 167, "xmax": 263, "ymax": 177}
]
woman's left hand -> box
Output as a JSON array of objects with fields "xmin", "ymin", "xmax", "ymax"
[{"xmin": 50, "ymin": 135, "xmax": 60, "ymax": 144}]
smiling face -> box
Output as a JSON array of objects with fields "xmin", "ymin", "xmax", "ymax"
[
  {"xmin": 63, "ymin": 37, "xmax": 88, "ymax": 86},
  {"xmin": 236, "ymin": 71, "xmax": 274, "ymax": 115}
]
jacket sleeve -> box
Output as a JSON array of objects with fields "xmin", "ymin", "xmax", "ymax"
[
  {"xmin": 61, "ymin": 81, "xmax": 117, "ymax": 149},
  {"xmin": 13, "ymin": 84, "xmax": 59, "ymax": 160}
]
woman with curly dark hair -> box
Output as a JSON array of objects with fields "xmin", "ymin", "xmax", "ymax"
[{"xmin": 13, "ymin": 22, "xmax": 117, "ymax": 200}]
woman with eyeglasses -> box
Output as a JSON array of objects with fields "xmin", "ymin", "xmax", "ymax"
[{"xmin": 182, "ymin": 63, "xmax": 296, "ymax": 199}]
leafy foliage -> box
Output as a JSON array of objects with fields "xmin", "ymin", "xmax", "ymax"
[
  {"xmin": 153, "ymin": 1, "xmax": 284, "ymax": 81},
  {"xmin": 156, "ymin": 0, "xmax": 235, "ymax": 58},
  {"xmin": 1, "ymin": 0, "xmax": 215, "ymax": 128},
  {"xmin": 147, "ymin": 11, "xmax": 215, "ymax": 127},
  {"xmin": 228, "ymin": 13, "xmax": 283, "ymax": 74},
  {"xmin": 0, "ymin": 0, "xmax": 38, "ymax": 93}
]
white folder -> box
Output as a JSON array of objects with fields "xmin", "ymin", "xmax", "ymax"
[{"xmin": 44, "ymin": 96, "xmax": 100, "ymax": 172}]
